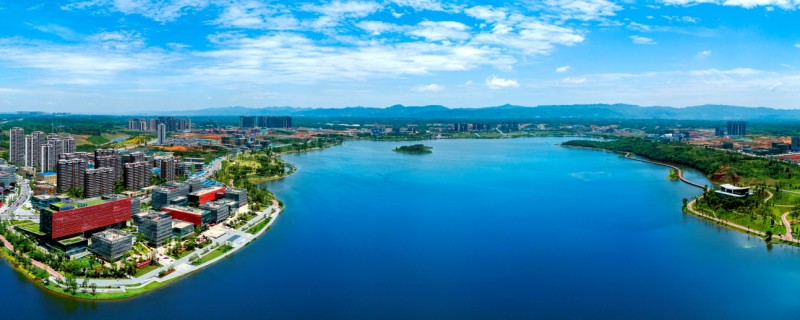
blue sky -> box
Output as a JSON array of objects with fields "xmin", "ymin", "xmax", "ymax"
[{"xmin": 1, "ymin": 0, "xmax": 800, "ymax": 113}]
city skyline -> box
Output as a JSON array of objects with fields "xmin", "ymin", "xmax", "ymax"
[{"xmin": 2, "ymin": 1, "xmax": 800, "ymax": 113}]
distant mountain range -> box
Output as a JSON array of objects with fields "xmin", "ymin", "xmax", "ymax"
[{"xmin": 147, "ymin": 104, "xmax": 800, "ymax": 121}]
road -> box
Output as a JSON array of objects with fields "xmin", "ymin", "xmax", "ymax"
[{"xmin": 0, "ymin": 176, "xmax": 34, "ymax": 221}]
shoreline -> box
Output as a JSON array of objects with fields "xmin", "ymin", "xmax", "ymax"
[
  {"xmin": 563, "ymin": 144, "xmax": 800, "ymax": 245},
  {"xmin": 0, "ymin": 164, "xmax": 296, "ymax": 301}
]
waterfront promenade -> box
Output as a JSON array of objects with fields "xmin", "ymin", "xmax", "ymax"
[{"xmin": 69, "ymin": 200, "xmax": 282, "ymax": 294}]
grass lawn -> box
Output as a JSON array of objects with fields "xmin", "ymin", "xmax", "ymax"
[
  {"xmin": 12, "ymin": 220, "xmax": 43, "ymax": 235},
  {"xmin": 246, "ymin": 217, "xmax": 272, "ymax": 235},
  {"xmin": 133, "ymin": 243, "xmax": 150, "ymax": 255},
  {"xmin": 43, "ymin": 276, "xmax": 179, "ymax": 300},
  {"xmin": 133, "ymin": 263, "xmax": 160, "ymax": 277},
  {"xmin": 193, "ymin": 246, "xmax": 231, "ymax": 265},
  {"xmin": 86, "ymin": 135, "xmax": 110, "ymax": 145}
]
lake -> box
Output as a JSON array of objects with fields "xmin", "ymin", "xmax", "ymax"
[{"xmin": 2, "ymin": 138, "xmax": 800, "ymax": 319}]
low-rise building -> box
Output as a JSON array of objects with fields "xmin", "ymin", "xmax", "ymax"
[
  {"xmin": 172, "ymin": 221, "xmax": 194, "ymax": 238},
  {"xmin": 31, "ymin": 194, "xmax": 67, "ymax": 211},
  {"xmin": 35, "ymin": 171, "xmax": 56, "ymax": 185},
  {"xmin": 40, "ymin": 195, "xmax": 132, "ymax": 239},
  {"xmin": 89, "ymin": 229, "xmax": 132, "ymax": 261},
  {"xmin": 137, "ymin": 212, "xmax": 173, "ymax": 246},
  {"xmin": 223, "ymin": 188, "xmax": 248, "ymax": 208},
  {"xmin": 151, "ymin": 181, "xmax": 190, "ymax": 210},
  {"xmin": 200, "ymin": 200, "xmax": 230, "ymax": 223},
  {"xmin": 188, "ymin": 186, "xmax": 226, "ymax": 206},
  {"xmin": 716, "ymin": 184, "xmax": 752, "ymax": 198},
  {"xmin": 162, "ymin": 205, "xmax": 212, "ymax": 227}
]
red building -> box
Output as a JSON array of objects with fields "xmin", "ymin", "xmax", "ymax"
[
  {"xmin": 41, "ymin": 196, "xmax": 132, "ymax": 239},
  {"xmin": 162, "ymin": 205, "xmax": 212, "ymax": 227},
  {"xmin": 188, "ymin": 186, "xmax": 226, "ymax": 205}
]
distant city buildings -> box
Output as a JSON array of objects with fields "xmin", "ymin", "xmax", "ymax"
[
  {"xmin": 127, "ymin": 117, "xmax": 191, "ymax": 132},
  {"xmin": 7, "ymin": 129, "xmax": 76, "ymax": 171},
  {"xmin": 239, "ymin": 116, "xmax": 292, "ymax": 129},
  {"xmin": 157, "ymin": 123, "xmax": 166, "ymax": 145},
  {"xmin": 727, "ymin": 120, "xmax": 747, "ymax": 136},
  {"xmin": 239, "ymin": 116, "xmax": 257, "ymax": 128}
]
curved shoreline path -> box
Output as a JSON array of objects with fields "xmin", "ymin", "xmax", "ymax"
[
  {"xmin": 622, "ymin": 152, "xmax": 800, "ymax": 244},
  {"xmin": 623, "ymin": 153, "xmax": 706, "ymax": 189}
]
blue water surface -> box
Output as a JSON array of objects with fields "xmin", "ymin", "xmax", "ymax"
[{"xmin": 2, "ymin": 138, "xmax": 800, "ymax": 319}]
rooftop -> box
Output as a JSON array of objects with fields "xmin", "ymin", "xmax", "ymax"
[
  {"xmin": 94, "ymin": 229, "xmax": 130, "ymax": 241},
  {"xmin": 172, "ymin": 221, "xmax": 193, "ymax": 229},
  {"xmin": 163, "ymin": 205, "xmax": 209, "ymax": 216},
  {"xmin": 719, "ymin": 184, "xmax": 750, "ymax": 190}
]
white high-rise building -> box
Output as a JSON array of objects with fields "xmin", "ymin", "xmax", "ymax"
[
  {"xmin": 9, "ymin": 127, "xmax": 24, "ymax": 165},
  {"xmin": 40, "ymin": 143, "xmax": 56, "ymax": 172},
  {"xmin": 25, "ymin": 131, "xmax": 45, "ymax": 168},
  {"xmin": 157, "ymin": 123, "xmax": 166, "ymax": 145}
]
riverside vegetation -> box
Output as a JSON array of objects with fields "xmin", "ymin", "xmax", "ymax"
[{"xmin": 563, "ymin": 138, "xmax": 800, "ymax": 240}]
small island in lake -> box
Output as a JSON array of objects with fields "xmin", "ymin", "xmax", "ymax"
[{"xmin": 393, "ymin": 144, "xmax": 433, "ymax": 154}]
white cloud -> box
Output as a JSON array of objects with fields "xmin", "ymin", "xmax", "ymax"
[
  {"xmin": 87, "ymin": 31, "xmax": 146, "ymax": 50},
  {"xmin": 464, "ymin": 5, "xmax": 508, "ymax": 22},
  {"xmin": 390, "ymin": 0, "xmax": 448, "ymax": 11},
  {"xmin": 413, "ymin": 83, "xmax": 445, "ymax": 92},
  {"xmin": 630, "ymin": 35, "xmax": 657, "ymax": 45},
  {"xmin": 486, "ymin": 75, "xmax": 519, "ymax": 89},
  {"xmin": 30, "ymin": 24, "xmax": 81, "ymax": 40},
  {"xmin": 661, "ymin": 0, "xmax": 800, "ymax": 9},
  {"xmin": 62, "ymin": 0, "xmax": 209, "ymax": 22},
  {"xmin": 795, "ymin": 43, "xmax": 800, "ymax": 48},
  {"xmin": 561, "ymin": 77, "xmax": 587, "ymax": 84},
  {"xmin": 473, "ymin": 21, "xmax": 585, "ymax": 55},
  {"xmin": 542, "ymin": 0, "xmax": 622, "ymax": 21},
  {"xmin": 662, "ymin": 15, "xmax": 699, "ymax": 23},
  {"xmin": 193, "ymin": 33, "xmax": 515, "ymax": 82},
  {"xmin": 212, "ymin": 1, "xmax": 299, "ymax": 30},
  {"xmin": 357, "ymin": 21, "xmax": 403, "ymax": 35},
  {"xmin": 0, "ymin": 38, "xmax": 171, "ymax": 79},
  {"xmin": 697, "ymin": 50, "xmax": 712, "ymax": 57},
  {"xmin": 302, "ymin": 0, "xmax": 381, "ymax": 18},
  {"xmin": 302, "ymin": 0, "xmax": 382, "ymax": 30},
  {"xmin": 408, "ymin": 21, "xmax": 471, "ymax": 41},
  {"xmin": 556, "ymin": 65, "xmax": 571, "ymax": 73}
]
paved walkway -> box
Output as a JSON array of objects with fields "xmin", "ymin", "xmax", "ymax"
[
  {"xmin": 0, "ymin": 234, "xmax": 63, "ymax": 278},
  {"xmin": 686, "ymin": 199, "xmax": 767, "ymax": 237},
  {"xmin": 624, "ymin": 153, "xmax": 706, "ymax": 189},
  {"xmin": 781, "ymin": 211, "xmax": 796, "ymax": 241}
]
